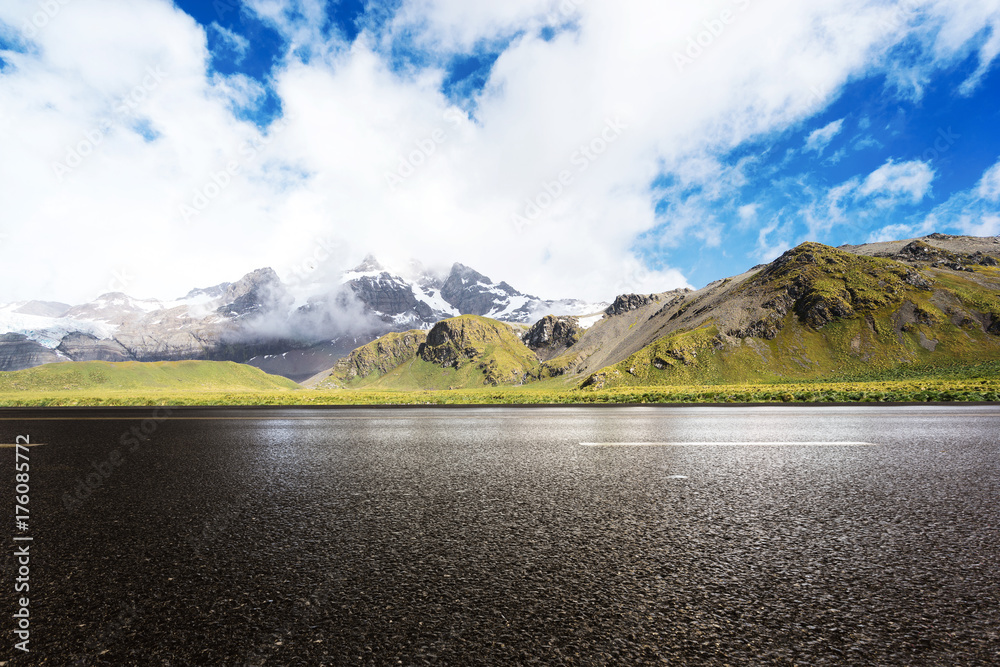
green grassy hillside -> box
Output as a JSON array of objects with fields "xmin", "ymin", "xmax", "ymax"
[
  {"xmin": 322, "ymin": 330, "xmax": 427, "ymax": 387},
  {"xmin": 319, "ymin": 315, "xmax": 541, "ymax": 390},
  {"xmin": 0, "ymin": 360, "xmax": 301, "ymax": 393},
  {"xmin": 583, "ymin": 243, "xmax": 1000, "ymax": 389},
  {"xmin": 1, "ymin": 240, "xmax": 997, "ymax": 406}
]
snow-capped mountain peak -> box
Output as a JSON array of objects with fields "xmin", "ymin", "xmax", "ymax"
[{"xmin": 0, "ymin": 256, "xmax": 609, "ymax": 376}]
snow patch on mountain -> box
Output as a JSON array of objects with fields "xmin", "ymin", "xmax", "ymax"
[
  {"xmin": 0, "ymin": 303, "xmax": 118, "ymax": 349},
  {"xmin": 577, "ymin": 313, "xmax": 605, "ymax": 329}
]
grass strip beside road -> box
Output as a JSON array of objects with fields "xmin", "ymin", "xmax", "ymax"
[{"xmin": 0, "ymin": 377, "xmax": 997, "ymax": 406}]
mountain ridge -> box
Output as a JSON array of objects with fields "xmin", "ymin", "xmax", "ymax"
[
  {"xmin": 0, "ymin": 255, "xmax": 607, "ymax": 380},
  {"xmin": 309, "ymin": 233, "xmax": 1000, "ymax": 391}
]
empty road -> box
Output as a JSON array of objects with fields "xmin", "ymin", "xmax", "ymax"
[{"xmin": 1, "ymin": 405, "xmax": 998, "ymax": 665}]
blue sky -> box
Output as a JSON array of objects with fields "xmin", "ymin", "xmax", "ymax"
[
  {"xmin": 637, "ymin": 61, "xmax": 1000, "ymax": 285},
  {"xmin": 0, "ymin": 0, "xmax": 999, "ymax": 302}
]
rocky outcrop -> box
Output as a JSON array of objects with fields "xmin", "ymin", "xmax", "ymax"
[
  {"xmin": 605, "ymin": 294, "xmax": 658, "ymax": 316},
  {"xmin": 891, "ymin": 240, "xmax": 997, "ymax": 272},
  {"xmin": 522, "ymin": 315, "xmax": 582, "ymax": 360},
  {"xmin": 970, "ymin": 252, "xmax": 1000, "ymax": 267},
  {"xmin": 217, "ymin": 268, "xmax": 291, "ymax": 318},
  {"xmin": 418, "ymin": 315, "xmax": 539, "ymax": 385},
  {"xmin": 0, "ymin": 334, "xmax": 67, "ymax": 371},
  {"xmin": 112, "ymin": 331, "xmax": 213, "ymax": 362},
  {"xmin": 581, "ymin": 369, "xmax": 621, "ymax": 390},
  {"xmin": 328, "ymin": 330, "xmax": 427, "ymax": 383},
  {"xmin": 727, "ymin": 312, "xmax": 785, "ymax": 340},
  {"xmin": 440, "ymin": 264, "xmax": 531, "ymax": 317},
  {"xmin": 347, "ymin": 273, "xmax": 435, "ymax": 321},
  {"xmin": 56, "ymin": 332, "xmax": 132, "ymax": 362},
  {"xmin": 419, "ymin": 317, "xmax": 486, "ymax": 368},
  {"xmin": 751, "ymin": 243, "xmax": 933, "ymax": 330}
]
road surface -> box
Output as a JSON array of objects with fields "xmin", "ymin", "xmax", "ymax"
[{"xmin": 1, "ymin": 405, "xmax": 998, "ymax": 665}]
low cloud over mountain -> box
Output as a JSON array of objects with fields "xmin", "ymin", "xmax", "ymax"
[{"xmin": 0, "ymin": 255, "xmax": 607, "ymax": 381}]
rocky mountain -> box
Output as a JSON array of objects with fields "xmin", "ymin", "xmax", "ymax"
[
  {"xmin": 56, "ymin": 332, "xmax": 132, "ymax": 362},
  {"xmin": 0, "ymin": 254, "xmax": 607, "ymax": 381},
  {"xmin": 605, "ymin": 293, "xmax": 664, "ymax": 316},
  {"xmin": 322, "ymin": 315, "xmax": 541, "ymax": 390},
  {"xmin": 217, "ymin": 268, "xmax": 291, "ymax": 319},
  {"xmin": 324, "ymin": 330, "xmax": 429, "ymax": 386},
  {"xmin": 0, "ymin": 333, "xmax": 69, "ymax": 371},
  {"xmin": 439, "ymin": 264, "xmax": 529, "ymax": 318},
  {"xmin": 338, "ymin": 256, "xmax": 605, "ymax": 327},
  {"xmin": 521, "ymin": 315, "xmax": 583, "ymax": 361},
  {"xmin": 311, "ymin": 233, "xmax": 1000, "ymax": 391},
  {"xmin": 574, "ymin": 236, "xmax": 1000, "ymax": 388},
  {"xmin": 16, "ymin": 232, "xmax": 993, "ymax": 388}
]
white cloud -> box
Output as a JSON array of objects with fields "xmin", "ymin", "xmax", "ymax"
[
  {"xmin": 978, "ymin": 157, "xmax": 1000, "ymax": 201},
  {"xmin": 798, "ymin": 159, "xmax": 936, "ymax": 239},
  {"xmin": 1, "ymin": 0, "xmax": 1000, "ymax": 305},
  {"xmin": 738, "ymin": 203, "xmax": 758, "ymax": 222},
  {"xmin": 804, "ymin": 118, "xmax": 844, "ymax": 154},
  {"xmin": 867, "ymin": 223, "xmax": 916, "ymax": 243},
  {"xmin": 210, "ymin": 22, "xmax": 251, "ymax": 62},
  {"xmin": 867, "ymin": 157, "xmax": 1000, "ymax": 240},
  {"xmin": 858, "ymin": 159, "xmax": 935, "ymax": 204},
  {"xmin": 938, "ymin": 157, "xmax": 1000, "ymax": 235},
  {"xmin": 754, "ymin": 219, "xmax": 791, "ymax": 262},
  {"xmin": 802, "ymin": 178, "xmax": 858, "ymax": 237},
  {"xmin": 388, "ymin": 0, "xmax": 570, "ymax": 51},
  {"xmin": 244, "ymin": 0, "xmax": 340, "ymax": 57},
  {"xmin": 959, "ymin": 21, "xmax": 1000, "ymax": 94}
]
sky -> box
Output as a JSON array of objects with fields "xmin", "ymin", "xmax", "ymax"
[{"xmin": 0, "ymin": 0, "xmax": 999, "ymax": 304}]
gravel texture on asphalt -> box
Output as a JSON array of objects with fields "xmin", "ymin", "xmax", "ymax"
[{"xmin": 1, "ymin": 405, "xmax": 998, "ymax": 665}]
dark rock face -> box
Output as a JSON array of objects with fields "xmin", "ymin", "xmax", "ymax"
[
  {"xmin": 0, "ymin": 333, "xmax": 66, "ymax": 371},
  {"xmin": 893, "ymin": 240, "xmax": 997, "ymax": 273},
  {"xmin": 419, "ymin": 319, "xmax": 475, "ymax": 368},
  {"xmin": 418, "ymin": 317, "xmax": 538, "ymax": 386},
  {"xmin": 56, "ymin": 332, "xmax": 132, "ymax": 362},
  {"xmin": 330, "ymin": 331, "xmax": 427, "ymax": 384},
  {"xmin": 254, "ymin": 335, "xmax": 384, "ymax": 384},
  {"xmin": 896, "ymin": 240, "xmax": 944, "ymax": 261},
  {"xmin": 988, "ymin": 315, "xmax": 1000, "ymax": 336},
  {"xmin": 902, "ymin": 271, "xmax": 933, "ymax": 290},
  {"xmin": 728, "ymin": 311, "xmax": 786, "ymax": 340},
  {"xmin": 348, "ymin": 273, "xmax": 426, "ymax": 319},
  {"xmin": 440, "ymin": 264, "xmax": 529, "ymax": 317},
  {"xmin": 969, "ymin": 252, "xmax": 999, "ymax": 267},
  {"xmin": 217, "ymin": 268, "xmax": 291, "ymax": 318},
  {"xmin": 794, "ymin": 294, "xmax": 856, "ymax": 329},
  {"xmin": 522, "ymin": 315, "xmax": 582, "ymax": 358},
  {"xmin": 112, "ymin": 331, "xmax": 213, "ymax": 361},
  {"xmin": 749, "ymin": 243, "xmax": 939, "ymax": 331},
  {"xmin": 605, "ymin": 294, "xmax": 657, "ymax": 317}
]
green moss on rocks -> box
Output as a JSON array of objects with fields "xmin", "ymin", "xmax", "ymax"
[
  {"xmin": 748, "ymin": 242, "xmax": 931, "ymax": 329},
  {"xmin": 419, "ymin": 315, "xmax": 540, "ymax": 386},
  {"xmin": 322, "ymin": 330, "xmax": 426, "ymax": 387}
]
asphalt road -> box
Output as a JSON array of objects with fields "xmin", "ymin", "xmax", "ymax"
[{"xmin": 1, "ymin": 405, "xmax": 998, "ymax": 665}]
